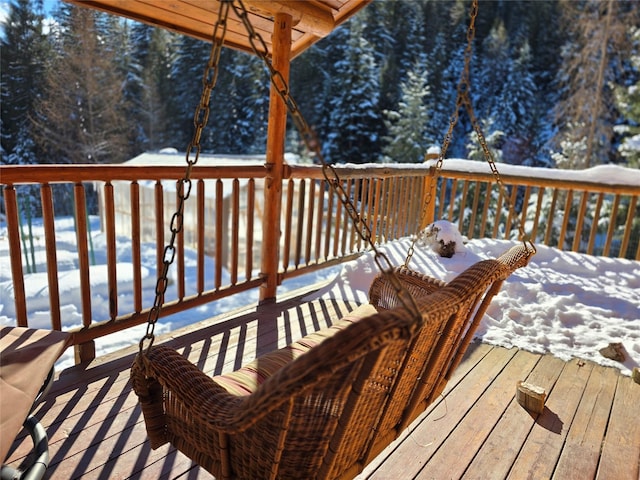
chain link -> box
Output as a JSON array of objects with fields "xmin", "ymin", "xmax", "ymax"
[
  {"xmin": 231, "ymin": 0, "xmax": 421, "ymax": 319},
  {"xmin": 139, "ymin": 0, "xmax": 231, "ymax": 356},
  {"xmin": 405, "ymin": 0, "xmax": 534, "ymax": 268}
]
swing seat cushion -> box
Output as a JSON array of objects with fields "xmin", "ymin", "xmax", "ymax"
[{"xmin": 213, "ymin": 303, "xmax": 379, "ymax": 396}]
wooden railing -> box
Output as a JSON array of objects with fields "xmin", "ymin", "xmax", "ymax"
[
  {"xmin": 433, "ymin": 161, "xmax": 640, "ymax": 260},
  {"xmin": 0, "ymin": 163, "xmax": 430, "ymax": 362},
  {"xmin": 1, "ymin": 161, "xmax": 638, "ymax": 363}
]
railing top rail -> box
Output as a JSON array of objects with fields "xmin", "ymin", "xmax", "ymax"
[
  {"xmin": 2, "ymin": 161, "xmax": 638, "ymax": 195},
  {"xmin": 288, "ymin": 163, "xmax": 435, "ymax": 180},
  {"xmin": 0, "ymin": 164, "xmax": 267, "ymax": 185},
  {"xmin": 432, "ymin": 159, "xmax": 640, "ymax": 195}
]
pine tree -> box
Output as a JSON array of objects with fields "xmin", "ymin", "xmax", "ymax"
[
  {"xmin": 494, "ymin": 41, "xmax": 538, "ymax": 165},
  {"xmin": 382, "ymin": 60, "xmax": 432, "ymax": 163},
  {"xmin": 614, "ymin": 27, "xmax": 640, "ymax": 168},
  {"xmin": 289, "ymin": 37, "xmax": 332, "ymax": 148},
  {"xmin": 553, "ymin": 0, "xmax": 638, "ymax": 168},
  {"xmin": 244, "ymin": 54, "xmax": 269, "ymax": 154},
  {"xmin": 32, "ymin": 4, "xmax": 131, "ymax": 163},
  {"xmin": 171, "ymin": 35, "xmax": 222, "ymax": 152},
  {"xmin": 128, "ymin": 23, "xmax": 177, "ymax": 152},
  {"xmin": 475, "ymin": 19, "xmax": 511, "ymax": 124},
  {"xmin": 324, "ymin": 18, "xmax": 381, "ymax": 164},
  {"xmin": 1, "ymin": 0, "xmax": 50, "ymax": 163}
]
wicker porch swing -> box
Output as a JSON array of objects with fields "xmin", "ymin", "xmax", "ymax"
[{"xmin": 130, "ymin": 1, "xmax": 535, "ymax": 479}]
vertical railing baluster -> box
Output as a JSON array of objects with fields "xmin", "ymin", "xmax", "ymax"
[
  {"xmin": 343, "ymin": 179, "xmax": 353, "ymax": 254},
  {"xmin": 437, "ymin": 177, "xmax": 447, "ymax": 220},
  {"xmin": 619, "ymin": 195, "xmax": 636, "ymax": 259},
  {"xmin": 352, "ymin": 178, "xmax": 363, "ymax": 250},
  {"xmin": 382, "ymin": 178, "xmax": 393, "ymax": 242},
  {"xmin": 305, "ymin": 179, "xmax": 315, "ymax": 264},
  {"xmin": 333, "ymin": 183, "xmax": 342, "ymax": 258},
  {"xmin": 197, "ymin": 179, "xmax": 205, "ymax": 293},
  {"xmin": 448, "ymin": 179, "xmax": 458, "ymax": 222},
  {"xmin": 469, "ymin": 180, "xmax": 481, "ymax": 239},
  {"xmin": 478, "ymin": 182, "xmax": 492, "ymax": 238},
  {"xmin": 230, "ymin": 179, "xmax": 240, "ymax": 285},
  {"xmin": 215, "ymin": 179, "xmax": 223, "ymax": 289},
  {"xmin": 587, "ymin": 192, "xmax": 604, "ymax": 256},
  {"xmin": 282, "ymin": 179, "xmax": 294, "ymax": 272},
  {"xmin": 365, "ymin": 177, "xmax": 376, "ymax": 242},
  {"xmin": 520, "ymin": 185, "xmax": 531, "ymax": 243},
  {"xmin": 314, "ymin": 179, "xmax": 324, "ymax": 263},
  {"xmin": 130, "ymin": 181, "xmax": 142, "ymax": 312},
  {"xmin": 531, "ymin": 186, "xmax": 545, "ymax": 243},
  {"xmin": 41, "ymin": 184, "xmax": 61, "ymax": 331},
  {"xmin": 323, "ymin": 179, "xmax": 334, "ymax": 260},
  {"xmin": 154, "ymin": 181, "xmax": 164, "ymax": 290},
  {"xmin": 558, "ymin": 190, "xmax": 573, "ymax": 250},
  {"xmin": 4, "ymin": 185, "xmax": 28, "ymax": 326},
  {"xmin": 295, "ymin": 180, "xmax": 305, "ymax": 267},
  {"xmin": 104, "ymin": 181, "xmax": 118, "ymax": 320},
  {"xmin": 246, "ymin": 178, "xmax": 255, "ymax": 280},
  {"xmin": 544, "ymin": 189, "xmax": 558, "ymax": 246},
  {"xmin": 505, "ymin": 186, "xmax": 518, "ymax": 240},
  {"xmin": 603, "ymin": 194, "xmax": 620, "ymax": 257},
  {"xmin": 74, "ymin": 182, "xmax": 95, "ymax": 362},
  {"xmin": 573, "ymin": 191, "xmax": 589, "ymax": 252}
]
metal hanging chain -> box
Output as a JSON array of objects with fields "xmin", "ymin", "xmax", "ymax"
[
  {"xmin": 231, "ymin": 0, "xmax": 421, "ymax": 319},
  {"xmin": 139, "ymin": 0, "xmax": 231, "ymax": 356},
  {"xmin": 404, "ymin": 0, "xmax": 535, "ymax": 268}
]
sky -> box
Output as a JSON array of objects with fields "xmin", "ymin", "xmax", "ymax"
[
  {"xmin": 0, "ymin": 0, "xmax": 57, "ymax": 35},
  {"xmin": 1, "ymin": 213, "xmax": 638, "ymax": 377}
]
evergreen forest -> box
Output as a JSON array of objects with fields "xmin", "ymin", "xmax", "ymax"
[{"xmin": 2, "ymin": 0, "xmax": 639, "ymax": 170}]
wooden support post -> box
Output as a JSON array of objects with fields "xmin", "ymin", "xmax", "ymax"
[
  {"xmin": 422, "ymin": 165, "xmax": 438, "ymax": 229},
  {"xmin": 260, "ymin": 13, "xmax": 292, "ymax": 303}
]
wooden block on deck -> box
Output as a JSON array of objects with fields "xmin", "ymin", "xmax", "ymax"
[{"xmin": 516, "ymin": 381, "xmax": 546, "ymax": 414}]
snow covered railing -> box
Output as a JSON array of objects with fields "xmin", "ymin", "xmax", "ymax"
[
  {"xmin": 1, "ymin": 161, "xmax": 638, "ymax": 363},
  {"xmin": 430, "ymin": 160, "xmax": 640, "ymax": 260}
]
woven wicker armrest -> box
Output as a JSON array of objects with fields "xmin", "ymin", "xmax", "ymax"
[
  {"xmin": 132, "ymin": 346, "xmax": 248, "ymax": 430},
  {"xmin": 369, "ymin": 267, "xmax": 447, "ymax": 311},
  {"xmin": 497, "ymin": 243, "xmax": 534, "ymax": 271}
]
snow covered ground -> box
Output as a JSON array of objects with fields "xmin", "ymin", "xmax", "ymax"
[
  {"xmin": 311, "ymin": 231, "xmax": 640, "ymax": 376},
  {"xmin": 1, "ymin": 217, "xmax": 638, "ymax": 376}
]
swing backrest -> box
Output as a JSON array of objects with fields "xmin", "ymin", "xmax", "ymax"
[{"xmin": 365, "ymin": 243, "xmax": 532, "ymax": 465}]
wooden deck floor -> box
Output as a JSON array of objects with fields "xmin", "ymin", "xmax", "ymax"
[{"xmin": 4, "ymin": 295, "xmax": 639, "ymax": 480}]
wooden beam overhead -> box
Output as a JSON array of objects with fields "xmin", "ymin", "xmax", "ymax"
[
  {"xmin": 62, "ymin": 0, "xmax": 371, "ymax": 58},
  {"xmin": 243, "ymin": 0, "xmax": 335, "ymax": 37}
]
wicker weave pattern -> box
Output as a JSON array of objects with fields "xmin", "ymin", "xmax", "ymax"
[{"xmin": 131, "ymin": 244, "xmax": 532, "ymax": 479}]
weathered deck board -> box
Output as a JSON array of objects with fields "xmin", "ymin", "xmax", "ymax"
[
  {"xmin": 461, "ymin": 354, "xmax": 567, "ymax": 479},
  {"xmin": 415, "ymin": 350, "xmax": 541, "ymax": 479},
  {"xmin": 553, "ymin": 364, "xmax": 618, "ymax": 479},
  {"xmin": 596, "ymin": 374, "xmax": 640, "ymax": 480},
  {"xmin": 507, "ymin": 359, "xmax": 595, "ymax": 479},
  {"xmin": 4, "ymin": 295, "xmax": 638, "ymax": 480},
  {"xmin": 366, "ymin": 346, "xmax": 521, "ymax": 479}
]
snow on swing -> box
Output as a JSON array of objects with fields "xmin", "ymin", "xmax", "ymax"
[{"xmin": 418, "ymin": 220, "xmax": 468, "ymax": 258}]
